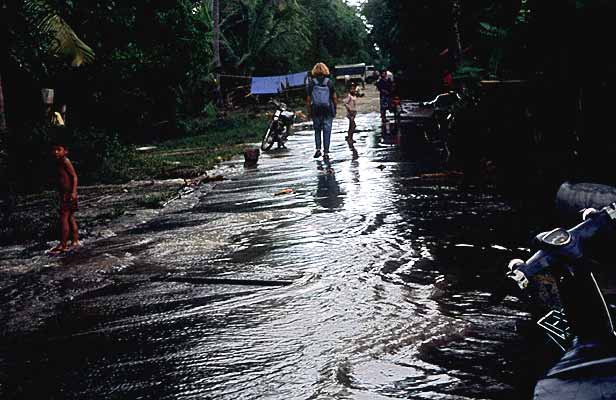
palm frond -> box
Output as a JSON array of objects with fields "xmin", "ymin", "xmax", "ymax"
[{"xmin": 24, "ymin": 0, "xmax": 95, "ymax": 66}]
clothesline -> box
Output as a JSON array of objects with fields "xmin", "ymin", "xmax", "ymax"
[
  {"xmin": 219, "ymin": 74, "xmax": 252, "ymax": 80},
  {"xmin": 218, "ymin": 71, "xmax": 310, "ymax": 95},
  {"xmin": 250, "ymin": 71, "xmax": 308, "ymax": 95}
]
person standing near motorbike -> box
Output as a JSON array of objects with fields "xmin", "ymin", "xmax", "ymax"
[
  {"xmin": 375, "ymin": 70, "xmax": 394, "ymax": 122},
  {"xmin": 306, "ymin": 62, "xmax": 337, "ymax": 160}
]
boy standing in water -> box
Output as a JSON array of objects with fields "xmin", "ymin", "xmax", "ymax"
[
  {"xmin": 343, "ymin": 84, "xmax": 358, "ymax": 143},
  {"xmin": 50, "ymin": 142, "xmax": 80, "ymax": 254}
]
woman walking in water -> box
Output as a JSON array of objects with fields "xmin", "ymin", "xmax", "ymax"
[{"xmin": 306, "ymin": 62, "xmax": 337, "ymax": 160}]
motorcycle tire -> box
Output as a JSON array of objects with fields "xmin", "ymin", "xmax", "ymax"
[{"xmin": 261, "ymin": 123, "xmax": 276, "ymax": 151}]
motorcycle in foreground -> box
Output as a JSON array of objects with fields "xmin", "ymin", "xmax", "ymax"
[
  {"xmin": 499, "ymin": 182, "xmax": 616, "ymax": 399},
  {"xmin": 261, "ymin": 99, "xmax": 296, "ymax": 151}
]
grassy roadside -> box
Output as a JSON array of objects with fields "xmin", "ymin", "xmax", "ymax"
[{"xmin": 124, "ymin": 112, "xmax": 268, "ymax": 180}]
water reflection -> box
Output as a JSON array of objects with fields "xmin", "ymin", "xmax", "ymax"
[
  {"xmin": 346, "ymin": 137, "xmax": 359, "ymax": 160},
  {"xmin": 0, "ymin": 113, "xmax": 537, "ymax": 400},
  {"xmin": 381, "ymin": 121, "xmax": 401, "ymax": 146},
  {"xmin": 314, "ymin": 159, "xmax": 344, "ymax": 210}
]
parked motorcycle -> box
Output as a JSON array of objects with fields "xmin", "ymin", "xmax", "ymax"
[
  {"xmin": 497, "ymin": 182, "xmax": 616, "ymax": 399},
  {"xmin": 261, "ymin": 99, "xmax": 295, "ymax": 151},
  {"xmin": 421, "ymin": 90, "xmax": 461, "ymax": 143},
  {"xmin": 393, "ymin": 91, "xmax": 461, "ymax": 163}
]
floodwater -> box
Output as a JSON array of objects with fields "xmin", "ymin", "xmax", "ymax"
[{"xmin": 1, "ymin": 114, "xmax": 552, "ymax": 399}]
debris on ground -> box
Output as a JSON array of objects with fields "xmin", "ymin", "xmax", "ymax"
[
  {"xmin": 410, "ymin": 171, "xmax": 464, "ymax": 180},
  {"xmin": 135, "ymin": 146, "xmax": 158, "ymax": 152},
  {"xmin": 294, "ymin": 110, "xmax": 309, "ymax": 122},
  {"xmin": 162, "ymin": 174, "xmax": 226, "ymax": 207},
  {"xmin": 274, "ymin": 188, "xmax": 294, "ymax": 196}
]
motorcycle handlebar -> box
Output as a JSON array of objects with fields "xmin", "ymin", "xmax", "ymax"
[{"xmin": 507, "ymin": 204, "xmax": 616, "ymax": 289}]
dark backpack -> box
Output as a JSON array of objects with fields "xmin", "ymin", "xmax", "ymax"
[{"xmin": 310, "ymin": 77, "xmax": 331, "ymax": 114}]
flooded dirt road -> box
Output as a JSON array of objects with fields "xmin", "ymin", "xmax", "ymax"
[{"xmin": 1, "ymin": 113, "xmax": 550, "ymax": 399}]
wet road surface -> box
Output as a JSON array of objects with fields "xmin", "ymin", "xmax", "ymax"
[{"xmin": 1, "ymin": 114, "xmax": 549, "ymax": 399}]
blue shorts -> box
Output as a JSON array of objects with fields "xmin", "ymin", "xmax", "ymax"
[{"xmin": 380, "ymin": 96, "xmax": 391, "ymax": 113}]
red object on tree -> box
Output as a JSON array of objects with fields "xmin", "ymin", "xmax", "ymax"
[{"xmin": 442, "ymin": 71, "xmax": 453, "ymax": 90}]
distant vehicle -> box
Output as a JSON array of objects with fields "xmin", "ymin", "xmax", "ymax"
[
  {"xmin": 334, "ymin": 63, "xmax": 367, "ymax": 86},
  {"xmin": 365, "ymin": 65, "xmax": 378, "ymax": 83}
]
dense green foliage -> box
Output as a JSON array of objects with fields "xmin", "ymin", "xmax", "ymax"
[
  {"xmin": 361, "ymin": 0, "xmax": 614, "ymax": 95},
  {"xmin": 218, "ymin": 0, "xmax": 371, "ymax": 74},
  {"xmin": 0, "ymin": 0, "xmax": 371, "ymax": 193},
  {"xmin": 5, "ymin": 0, "xmax": 615, "ymax": 192},
  {"xmin": 2, "ymin": 0, "xmax": 371, "ymax": 137},
  {"xmin": 361, "ymin": 0, "xmax": 616, "ymax": 183}
]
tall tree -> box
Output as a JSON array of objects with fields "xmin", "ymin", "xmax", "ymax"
[
  {"xmin": 213, "ymin": 0, "xmax": 221, "ymax": 69},
  {"xmin": 213, "ymin": 0, "xmax": 222, "ymax": 108}
]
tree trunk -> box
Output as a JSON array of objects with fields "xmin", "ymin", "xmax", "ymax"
[
  {"xmin": 0, "ymin": 72, "xmax": 6, "ymax": 133},
  {"xmin": 212, "ymin": 0, "xmax": 224, "ymax": 111},
  {"xmin": 213, "ymin": 0, "xmax": 221, "ymax": 69}
]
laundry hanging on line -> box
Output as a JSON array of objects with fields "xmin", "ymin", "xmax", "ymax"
[
  {"xmin": 285, "ymin": 72, "xmax": 308, "ymax": 87},
  {"xmin": 250, "ymin": 71, "xmax": 308, "ymax": 95}
]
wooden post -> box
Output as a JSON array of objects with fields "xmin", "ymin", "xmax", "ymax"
[{"xmin": 0, "ymin": 72, "xmax": 6, "ymax": 133}]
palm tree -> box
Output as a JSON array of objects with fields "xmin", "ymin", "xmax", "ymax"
[
  {"xmin": 222, "ymin": 0, "xmax": 308, "ymax": 72},
  {"xmin": 212, "ymin": 0, "xmax": 223, "ymax": 108}
]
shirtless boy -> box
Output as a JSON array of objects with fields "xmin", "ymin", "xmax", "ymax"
[{"xmin": 50, "ymin": 143, "xmax": 80, "ymax": 254}]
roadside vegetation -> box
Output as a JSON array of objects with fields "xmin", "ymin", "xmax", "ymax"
[
  {"xmin": 2, "ymin": 1, "xmax": 614, "ymax": 194},
  {"xmin": 1, "ymin": 0, "xmax": 614, "ymax": 245},
  {"xmin": 0, "ymin": 0, "xmax": 371, "ymax": 194},
  {"xmin": 126, "ymin": 112, "xmax": 268, "ymax": 181},
  {"xmin": 362, "ymin": 0, "xmax": 616, "ymax": 186}
]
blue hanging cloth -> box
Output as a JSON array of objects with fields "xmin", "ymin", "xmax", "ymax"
[
  {"xmin": 250, "ymin": 76, "xmax": 285, "ymax": 94},
  {"xmin": 286, "ymin": 71, "xmax": 308, "ymax": 87},
  {"xmin": 250, "ymin": 71, "xmax": 308, "ymax": 94}
]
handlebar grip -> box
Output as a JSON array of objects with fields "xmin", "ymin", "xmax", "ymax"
[
  {"xmin": 507, "ymin": 259, "xmax": 529, "ymax": 289},
  {"xmin": 507, "ymin": 203, "xmax": 616, "ymax": 288}
]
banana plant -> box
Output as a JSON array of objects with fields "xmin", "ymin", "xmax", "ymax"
[
  {"xmin": 0, "ymin": 0, "xmax": 95, "ymax": 132},
  {"xmin": 23, "ymin": 0, "xmax": 95, "ymax": 67}
]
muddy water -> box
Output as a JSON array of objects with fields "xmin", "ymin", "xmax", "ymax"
[{"xmin": 1, "ymin": 114, "xmax": 549, "ymax": 399}]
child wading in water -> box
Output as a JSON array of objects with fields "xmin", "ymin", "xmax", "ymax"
[
  {"xmin": 50, "ymin": 142, "xmax": 80, "ymax": 254},
  {"xmin": 343, "ymin": 84, "xmax": 358, "ymax": 143}
]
